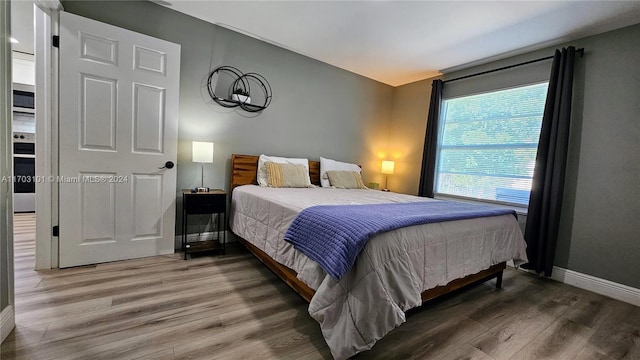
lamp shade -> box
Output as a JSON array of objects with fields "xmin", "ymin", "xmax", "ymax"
[
  {"xmin": 381, "ymin": 160, "xmax": 395, "ymax": 175},
  {"xmin": 192, "ymin": 141, "xmax": 214, "ymax": 163}
]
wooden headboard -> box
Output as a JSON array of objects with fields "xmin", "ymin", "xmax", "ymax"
[{"xmin": 230, "ymin": 154, "xmax": 321, "ymax": 195}]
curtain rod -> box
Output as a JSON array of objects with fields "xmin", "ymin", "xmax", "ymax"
[{"xmin": 443, "ymin": 47, "xmax": 584, "ymax": 84}]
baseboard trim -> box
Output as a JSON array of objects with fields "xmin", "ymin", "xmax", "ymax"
[
  {"xmin": 550, "ymin": 266, "xmax": 640, "ymax": 307},
  {"xmin": 508, "ymin": 262, "xmax": 640, "ymax": 307},
  {"xmin": 1, "ymin": 305, "xmax": 15, "ymax": 344}
]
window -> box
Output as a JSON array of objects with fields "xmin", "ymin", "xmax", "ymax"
[{"xmin": 435, "ymin": 82, "xmax": 548, "ymax": 206}]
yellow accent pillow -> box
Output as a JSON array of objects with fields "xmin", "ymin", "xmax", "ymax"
[
  {"xmin": 326, "ymin": 170, "xmax": 368, "ymax": 189},
  {"xmin": 265, "ymin": 162, "xmax": 311, "ymax": 188}
]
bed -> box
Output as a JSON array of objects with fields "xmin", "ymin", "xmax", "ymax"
[{"xmin": 229, "ymin": 154, "xmax": 528, "ymax": 359}]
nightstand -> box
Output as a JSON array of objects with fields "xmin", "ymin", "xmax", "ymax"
[{"xmin": 181, "ymin": 189, "xmax": 227, "ymax": 260}]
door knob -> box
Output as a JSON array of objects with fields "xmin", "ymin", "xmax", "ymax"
[{"xmin": 159, "ymin": 161, "xmax": 175, "ymax": 169}]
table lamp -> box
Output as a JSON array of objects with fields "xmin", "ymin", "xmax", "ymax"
[
  {"xmin": 381, "ymin": 160, "xmax": 395, "ymax": 192},
  {"xmin": 192, "ymin": 141, "xmax": 214, "ymax": 192}
]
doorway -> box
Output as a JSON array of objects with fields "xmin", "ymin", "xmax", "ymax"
[{"xmin": 11, "ymin": 2, "xmax": 37, "ymax": 278}]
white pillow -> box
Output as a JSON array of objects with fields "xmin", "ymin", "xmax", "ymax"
[
  {"xmin": 320, "ymin": 157, "xmax": 361, "ymax": 188},
  {"xmin": 257, "ymin": 154, "xmax": 310, "ymax": 187}
]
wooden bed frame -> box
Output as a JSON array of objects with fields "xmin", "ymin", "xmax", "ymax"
[{"xmin": 229, "ymin": 154, "xmax": 505, "ymax": 304}]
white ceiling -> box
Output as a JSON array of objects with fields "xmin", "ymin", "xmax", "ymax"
[
  {"xmin": 165, "ymin": 0, "xmax": 640, "ymax": 86},
  {"xmin": 11, "ymin": 1, "xmax": 640, "ymax": 86}
]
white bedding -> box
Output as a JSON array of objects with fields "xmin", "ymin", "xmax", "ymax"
[{"xmin": 230, "ymin": 185, "xmax": 528, "ymax": 359}]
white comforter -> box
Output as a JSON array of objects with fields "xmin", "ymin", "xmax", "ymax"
[{"xmin": 230, "ymin": 186, "xmax": 528, "ymax": 359}]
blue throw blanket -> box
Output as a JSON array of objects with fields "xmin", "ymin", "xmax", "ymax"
[{"xmin": 285, "ymin": 201, "xmax": 516, "ymax": 280}]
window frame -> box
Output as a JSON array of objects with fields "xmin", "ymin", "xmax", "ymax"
[{"xmin": 433, "ymin": 81, "xmax": 549, "ymax": 211}]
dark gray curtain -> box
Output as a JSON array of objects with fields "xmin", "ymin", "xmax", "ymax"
[
  {"xmin": 418, "ymin": 79, "xmax": 443, "ymax": 197},
  {"xmin": 524, "ymin": 46, "xmax": 576, "ymax": 276}
]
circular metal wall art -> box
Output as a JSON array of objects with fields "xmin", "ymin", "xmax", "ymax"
[{"xmin": 207, "ymin": 66, "xmax": 272, "ymax": 112}]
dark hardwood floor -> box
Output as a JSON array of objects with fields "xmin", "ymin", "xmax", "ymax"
[{"xmin": 2, "ymin": 213, "xmax": 639, "ymax": 359}]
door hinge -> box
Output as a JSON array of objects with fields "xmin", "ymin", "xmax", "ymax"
[
  {"xmin": 52, "ymin": 35, "xmax": 59, "ymax": 48},
  {"xmin": 52, "ymin": 225, "xmax": 59, "ymax": 237}
]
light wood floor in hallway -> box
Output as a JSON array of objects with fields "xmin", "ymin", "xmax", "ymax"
[{"xmin": 2, "ymin": 213, "xmax": 639, "ymax": 359}]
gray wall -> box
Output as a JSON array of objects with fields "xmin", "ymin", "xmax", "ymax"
[
  {"xmin": 391, "ymin": 24, "xmax": 640, "ymax": 288},
  {"xmin": 554, "ymin": 24, "xmax": 640, "ymax": 289},
  {"xmin": 62, "ymin": 1, "xmax": 394, "ymax": 238},
  {"xmin": 1, "ymin": 0, "xmax": 14, "ymax": 315},
  {"xmin": 388, "ymin": 78, "xmax": 432, "ymax": 195}
]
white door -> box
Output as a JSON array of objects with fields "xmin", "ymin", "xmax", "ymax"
[{"xmin": 58, "ymin": 11, "xmax": 180, "ymax": 268}]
